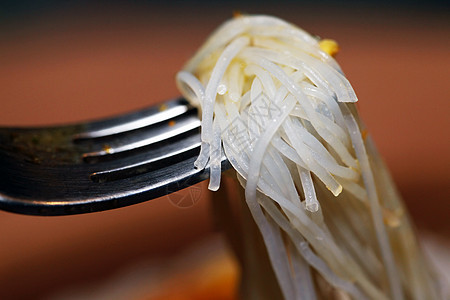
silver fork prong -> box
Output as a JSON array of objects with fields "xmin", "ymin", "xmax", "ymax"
[
  {"xmin": 74, "ymin": 99, "xmax": 190, "ymax": 140},
  {"xmin": 81, "ymin": 115, "xmax": 200, "ymax": 162},
  {"xmin": 90, "ymin": 139, "xmax": 201, "ymax": 183}
]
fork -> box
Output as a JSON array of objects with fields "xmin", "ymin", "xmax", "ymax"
[{"xmin": 0, "ymin": 98, "xmax": 230, "ymax": 216}]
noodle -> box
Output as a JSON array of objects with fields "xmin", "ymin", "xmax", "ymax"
[{"xmin": 176, "ymin": 15, "xmax": 441, "ymax": 299}]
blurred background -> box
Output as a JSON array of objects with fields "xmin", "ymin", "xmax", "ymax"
[{"xmin": 0, "ymin": 1, "xmax": 449, "ymax": 299}]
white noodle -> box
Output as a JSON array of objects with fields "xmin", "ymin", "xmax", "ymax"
[
  {"xmin": 199, "ymin": 35, "xmax": 249, "ymax": 171},
  {"xmin": 208, "ymin": 119, "xmax": 222, "ymax": 191},
  {"xmin": 288, "ymin": 240, "xmax": 317, "ymax": 300},
  {"xmin": 339, "ymin": 103, "xmax": 403, "ymax": 300},
  {"xmin": 176, "ymin": 14, "xmax": 438, "ymax": 300},
  {"xmin": 298, "ymin": 166, "xmax": 320, "ymax": 212}
]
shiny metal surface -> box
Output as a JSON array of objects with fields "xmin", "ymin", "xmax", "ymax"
[{"xmin": 0, "ymin": 98, "xmax": 230, "ymax": 216}]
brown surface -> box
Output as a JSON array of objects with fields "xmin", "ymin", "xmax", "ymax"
[{"xmin": 0, "ymin": 5, "xmax": 449, "ymax": 299}]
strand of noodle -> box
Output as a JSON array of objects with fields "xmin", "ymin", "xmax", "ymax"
[
  {"xmin": 175, "ymin": 72, "xmax": 211, "ymax": 169},
  {"xmin": 223, "ymin": 99, "xmax": 253, "ymax": 152},
  {"xmin": 214, "ymin": 75, "xmax": 286, "ymax": 200},
  {"xmin": 252, "ymin": 94, "xmax": 272, "ymax": 131},
  {"xmin": 283, "ymin": 155, "xmax": 305, "ymax": 197},
  {"xmin": 253, "ymin": 149, "xmax": 296, "ymax": 200},
  {"xmin": 289, "ymin": 117, "xmax": 359, "ymax": 180},
  {"xmin": 290, "ymin": 106, "xmax": 350, "ymax": 151},
  {"xmin": 272, "ymin": 85, "xmax": 289, "ymax": 105},
  {"xmin": 289, "ymin": 105, "xmax": 308, "ymax": 119},
  {"xmin": 275, "ymin": 92, "xmax": 344, "ymax": 178},
  {"xmin": 319, "ymin": 198, "xmax": 380, "ymax": 282},
  {"xmin": 217, "ymin": 102, "xmax": 289, "ymax": 198},
  {"xmin": 215, "ymin": 107, "xmax": 249, "ymax": 155},
  {"xmin": 239, "ymin": 90, "xmax": 251, "ymax": 111},
  {"xmin": 287, "ymin": 240, "xmax": 317, "ymax": 300},
  {"xmin": 202, "ymin": 36, "xmax": 249, "ymax": 145},
  {"xmin": 290, "ymin": 99, "xmax": 341, "ymax": 139},
  {"xmin": 271, "ymin": 136, "xmax": 308, "ymax": 168},
  {"xmin": 237, "ymin": 175, "xmax": 297, "ymax": 300},
  {"xmin": 301, "ymin": 202, "xmax": 334, "ymax": 238},
  {"xmin": 290, "ymin": 110, "xmax": 357, "ymax": 173},
  {"xmin": 226, "ymin": 61, "xmax": 244, "ymax": 102},
  {"xmin": 286, "ymin": 73, "xmax": 358, "ymax": 169},
  {"xmin": 247, "ymin": 78, "xmax": 264, "ymax": 140},
  {"xmin": 334, "ymin": 191, "xmax": 379, "ymax": 251},
  {"xmin": 313, "ymin": 100, "xmax": 335, "ymax": 122},
  {"xmin": 253, "ymin": 87, "xmax": 296, "ymax": 174},
  {"xmin": 251, "ymin": 151, "xmax": 296, "ymax": 200},
  {"xmin": 217, "ymin": 137, "xmax": 274, "ymax": 200},
  {"xmin": 252, "ymin": 35, "xmax": 342, "ymax": 72},
  {"xmin": 313, "ymin": 124, "xmax": 358, "ymax": 169},
  {"xmin": 265, "ymin": 212, "xmax": 298, "ymax": 300},
  {"xmin": 283, "ymin": 118, "xmax": 343, "ymax": 196},
  {"xmin": 296, "ymin": 82, "xmax": 350, "ymax": 143},
  {"xmin": 257, "ymin": 181, "xmax": 357, "ymax": 279},
  {"xmin": 259, "ymin": 196, "xmax": 380, "ymax": 300},
  {"xmin": 220, "ymin": 120, "xmax": 320, "ymax": 236},
  {"xmin": 336, "ymin": 177, "xmax": 368, "ymax": 202},
  {"xmin": 266, "ymin": 147, "xmax": 300, "ymax": 204},
  {"xmin": 297, "ymin": 166, "xmax": 320, "ymax": 212},
  {"xmin": 299, "ymin": 81, "xmax": 348, "ymax": 133},
  {"xmin": 340, "ymin": 103, "xmax": 404, "ymax": 300},
  {"xmin": 244, "ymin": 64, "xmax": 277, "ymax": 98},
  {"xmin": 208, "ymin": 119, "xmax": 222, "ymax": 191},
  {"xmin": 260, "ymin": 164, "xmax": 286, "ymax": 196},
  {"xmin": 245, "ymin": 94, "xmax": 298, "ymax": 204},
  {"xmin": 319, "ymin": 207, "xmax": 380, "ymax": 284},
  {"xmin": 291, "ymin": 70, "xmax": 306, "ymax": 83},
  {"xmin": 175, "ymin": 71, "xmax": 205, "ymax": 107},
  {"xmin": 194, "ymin": 145, "xmax": 211, "ymax": 170},
  {"xmin": 308, "ymin": 142, "xmax": 358, "ymax": 180}
]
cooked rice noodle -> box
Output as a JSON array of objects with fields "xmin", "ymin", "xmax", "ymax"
[{"xmin": 176, "ymin": 15, "xmax": 441, "ymax": 300}]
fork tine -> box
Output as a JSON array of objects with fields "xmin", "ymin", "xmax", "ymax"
[
  {"xmin": 73, "ymin": 98, "xmax": 191, "ymax": 140},
  {"xmin": 81, "ymin": 110, "xmax": 201, "ymax": 163},
  {"xmin": 0, "ymin": 155, "xmax": 231, "ymax": 216},
  {"xmin": 0, "ymin": 98, "xmax": 194, "ymax": 165},
  {"xmin": 89, "ymin": 134, "xmax": 201, "ymax": 183}
]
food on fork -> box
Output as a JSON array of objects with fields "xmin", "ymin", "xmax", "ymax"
[{"xmin": 176, "ymin": 14, "xmax": 442, "ymax": 299}]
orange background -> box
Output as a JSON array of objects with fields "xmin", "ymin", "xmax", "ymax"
[{"xmin": 0, "ymin": 4, "xmax": 449, "ymax": 299}]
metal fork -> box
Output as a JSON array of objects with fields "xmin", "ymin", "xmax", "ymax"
[{"xmin": 0, "ymin": 98, "xmax": 230, "ymax": 216}]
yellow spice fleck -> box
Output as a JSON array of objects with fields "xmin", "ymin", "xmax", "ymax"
[
  {"xmin": 319, "ymin": 39, "xmax": 340, "ymax": 57},
  {"xmin": 159, "ymin": 104, "xmax": 168, "ymax": 112},
  {"xmin": 233, "ymin": 10, "xmax": 242, "ymax": 18},
  {"xmin": 102, "ymin": 144, "xmax": 112, "ymax": 154},
  {"xmin": 361, "ymin": 129, "xmax": 368, "ymax": 141}
]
